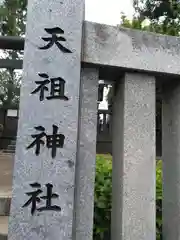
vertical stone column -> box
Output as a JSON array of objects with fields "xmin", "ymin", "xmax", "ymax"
[
  {"xmin": 162, "ymin": 80, "xmax": 180, "ymax": 240},
  {"xmin": 8, "ymin": 0, "xmax": 84, "ymax": 239},
  {"xmin": 111, "ymin": 73, "xmax": 156, "ymax": 240},
  {"xmin": 73, "ymin": 67, "xmax": 99, "ymax": 240}
]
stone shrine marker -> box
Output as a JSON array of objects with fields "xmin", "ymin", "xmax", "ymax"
[{"xmin": 8, "ymin": 0, "xmax": 84, "ymax": 239}]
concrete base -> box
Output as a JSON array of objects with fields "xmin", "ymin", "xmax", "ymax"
[
  {"xmin": 0, "ymin": 153, "xmax": 13, "ymax": 239},
  {"xmin": 0, "ymin": 216, "xmax": 8, "ymax": 239}
]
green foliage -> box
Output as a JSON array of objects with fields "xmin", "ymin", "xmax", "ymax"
[
  {"xmin": 0, "ymin": 0, "xmax": 27, "ymax": 36},
  {"xmin": 0, "ymin": 0, "xmax": 27, "ymax": 109},
  {"xmin": 132, "ymin": 0, "xmax": 180, "ymax": 36},
  {"xmin": 0, "ymin": 69, "xmax": 21, "ymax": 108},
  {"xmin": 94, "ymin": 155, "xmax": 112, "ymax": 240},
  {"xmin": 120, "ymin": 13, "xmax": 180, "ymax": 36},
  {"xmin": 94, "ymin": 155, "xmax": 163, "ymax": 240},
  {"xmin": 133, "ymin": 0, "xmax": 180, "ymax": 21}
]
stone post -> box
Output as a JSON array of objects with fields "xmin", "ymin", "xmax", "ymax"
[
  {"xmin": 73, "ymin": 67, "xmax": 99, "ymax": 240},
  {"xmin": 162, "ymin": 80, "xmax": 180, "ymax": 240},
  {"xmin": 8, "ymin": 0, "xmax": 84, "ymax": 239},
  {"xmin": 111, "ymin": 73, "xmax": 156, "ymax": 240}
]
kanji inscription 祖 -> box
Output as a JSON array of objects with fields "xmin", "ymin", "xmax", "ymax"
[{"xmin": 31, "ymin": 73, "xmax": 69, "ymax": 101}]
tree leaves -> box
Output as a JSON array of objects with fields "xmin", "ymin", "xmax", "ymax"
[
  {"xmin": 0, "ymin": 0, "xmax": 27, "ymax": 109},
  {"xmin": 133, "ymin": 0, "xmax": 180, "ymax": 36},
  {"xmin": 0, "ymin": 0, "xmax": 27, "ymax": 36},
  {"xmin": 0, "ymin": 69, "xmax": 21, "ymax": 108}
]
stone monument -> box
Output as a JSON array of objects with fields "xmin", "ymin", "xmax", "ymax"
[{"xmin": 8, "ymin": 0, "xmax": 84, "ymax": 239}]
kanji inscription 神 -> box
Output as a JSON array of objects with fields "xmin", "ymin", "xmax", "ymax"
[{"xmin": 27, "ymin": 125, "xmax": 65, "ymax": 158}]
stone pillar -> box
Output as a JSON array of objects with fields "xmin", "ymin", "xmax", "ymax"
[
  {"xmin": 162, "ymin": 80, "xmax": 180, "ymax": 240},
  {"xmin": 8, "ymin": 0, "xmax": 84, "ymax": 239},
  {"xmin": 73, "ymin": 67, "xmax": 99, "ymax": 240},
  {"xmin": 111, "ymin": 73, "xmax": 156, "ymax": 240}
]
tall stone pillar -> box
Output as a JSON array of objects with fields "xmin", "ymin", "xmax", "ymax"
[
  {"xmin": 162, "ymin": 80, "xmax": 180, "ymax": 240},
  {"xmin": 8, "ymin": 0, "xmax": 84, "ymax": 239},
  {"xmin": 111, "ymin": 73, "xmax": 156, "ymax": 240},
  {"xmin": 73, "ymin": 67, "xmax": 99, "ymax": 240}
]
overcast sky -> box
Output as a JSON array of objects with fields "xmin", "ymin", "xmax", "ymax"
[
  {"xmin": 85, "ymin": 0, "xmax": 134, "ymax": 109},
  {"xmin": 85, "ymin": 0, "xmax": 134, "ymax": 25},
  {"xmin": 0, "ymin": 0, "xmax": 134, "ymax": 25}
]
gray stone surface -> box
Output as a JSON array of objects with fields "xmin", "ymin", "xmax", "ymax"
[
  {"xmin": 4, "ymin": 21, "xmax": 180, "ymax": 77},
  {"xmin": 111, "ymin": 73, "xmax": 156, "ymax": 240},
  {"xmin": 72, "ymin": 67, "xmax": 98, "ymax": 239},
  {"xmin": 162, "ymin": 81, "xmax": 180, "ymax": 240},
  {"xmin": 8, "ymin": 0, "xmax": 84, "ymax": 239},
  {"xmin": 4, "ymin": 21, "xmax": 180, "ymax": 76},
  {"xmin": 83, "ymin": 21, "xmax": 180, "ymax": 75}
]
